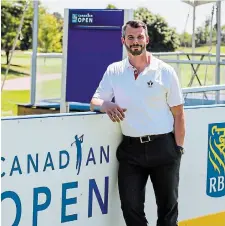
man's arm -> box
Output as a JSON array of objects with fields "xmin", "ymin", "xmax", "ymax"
[
  {"xmin": 90, "ymin": 98, "xmax": 105, "ymax": 112},
  {"xmin": 90, "ymin": 64, "xmax": 126, "ymax": 122},
  {"xmin": 170, "ymin": 104, "xmax": 185, "ymax": 147},
  {"xmin": 90, "ymin": 98, "xmax": 126, "ymax": 122}
]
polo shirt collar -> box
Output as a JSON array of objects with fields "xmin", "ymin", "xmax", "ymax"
[{"xmin": 124, "ymin": 54, "xmax": 159, "ymax": 71}]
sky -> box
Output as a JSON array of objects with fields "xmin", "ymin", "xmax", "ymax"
[{"xmin": 41, "ymin": 0, "xmax": 225, "ymax": 34}]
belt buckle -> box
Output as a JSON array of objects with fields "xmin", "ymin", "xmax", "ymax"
[{"xmin": 140, "ymin": 135, "xmax": 151, "ymax": 143}]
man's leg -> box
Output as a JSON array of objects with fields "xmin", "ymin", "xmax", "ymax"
[
  {"xmin": 149, "ymin": 159, "xmax": 181, "ymax": 226},
  {"xmin": 118, "ymin": 161, "xmax": 149, "ymax": 226}
]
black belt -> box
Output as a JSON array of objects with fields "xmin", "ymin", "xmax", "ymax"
[{"xmin": 124, "ymin": 132, "xmax": 171, "ymax": 144}]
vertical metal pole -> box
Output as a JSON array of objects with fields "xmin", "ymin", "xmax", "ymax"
[
  {"xmin": 30, "ymin": 0, "xmax": 39, "ymax": 105},
  {"xmin": 60, "ymin": 9, "xmax": 69, "ymax": 113},
  {"xmin": 122, "ymin": 9, "xmax": 134, "ymax": 60},
  {"xmin": 215, "ymin": 0, "xmax": 221, "ymax": 104},
  {"xmin": 192, "ymin": 5, "xmax": 196, "ymax": 55},
  {"xmin": 177, "ymin": 54, "xmax": 181, "ymax": 86}
]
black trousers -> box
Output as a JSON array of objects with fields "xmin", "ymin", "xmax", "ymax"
[{"xmin": 116, "ymin": 132, "xmax": 182, "ymax": 226}]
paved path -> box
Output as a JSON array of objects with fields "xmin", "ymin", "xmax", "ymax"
[{"xmin": 2, "ymin": 73, "xmax": 61, "ymax": 91}]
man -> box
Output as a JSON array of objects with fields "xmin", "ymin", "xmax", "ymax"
[{"xmin": 90, "ymin": 20, "xmax": 185, "ymax": 226}]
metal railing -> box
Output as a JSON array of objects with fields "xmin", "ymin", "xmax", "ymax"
[{"xmin": 182, "ymin": 84, "xmax": 225, "ymax": 93}]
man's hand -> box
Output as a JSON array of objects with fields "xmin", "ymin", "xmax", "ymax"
[
  {"xmin": 101, "ymin": 101, "xmax": 127, "ymax": 122},
  {"xmin": 170, "ymin": 104, "xmax": 185, "ymax": 147}
]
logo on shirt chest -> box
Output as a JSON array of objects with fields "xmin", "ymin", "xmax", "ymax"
[{"xmin": 147, "ymin": 80, "xmax": 154, "ymax": 88}]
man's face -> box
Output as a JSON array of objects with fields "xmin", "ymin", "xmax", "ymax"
[{"xmin": 122, "ymin": 25, "xmax": 149, "ymax": 56}]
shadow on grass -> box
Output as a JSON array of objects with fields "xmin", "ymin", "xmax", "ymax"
[
  {"xmin": 1, "ymin": 66, "xmax": 30, "ymax": 76},
  {"xmin": 2, "ymin": 64, "xmax": 28, "ymax": 68}
]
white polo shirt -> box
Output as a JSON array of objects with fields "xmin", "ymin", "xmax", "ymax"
[{"xmin": 93, "ymin": 55, "xmax": 184, "ymax": 137}]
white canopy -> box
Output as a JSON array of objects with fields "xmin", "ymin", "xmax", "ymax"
[{"xmin": 181, "ymin": 0, "xmax": 216, "ymax": 7}]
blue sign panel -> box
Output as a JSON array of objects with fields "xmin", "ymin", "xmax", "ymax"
[
  {"xmin": 66, "ymin": 9, "xmax": 124, "ymax": 103},
  {"xmin": 206, "ymin": 122, "xmax": 225, "ymax": 198}
]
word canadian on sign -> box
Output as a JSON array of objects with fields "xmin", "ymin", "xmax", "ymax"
[{"xmin": 1, "ymin": 134, "xmax": 113, "ymax": 226}]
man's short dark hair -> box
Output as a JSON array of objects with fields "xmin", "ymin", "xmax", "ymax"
[{"xmin": 122, "ymin": 20, "xmax": 148, "ymax": 38}]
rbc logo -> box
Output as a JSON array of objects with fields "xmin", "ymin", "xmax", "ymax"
[
  {"xmin": 206, "ymin": 122, "xmax": 225, "ymax": 197},
  {"xmin": 71, "ymin": 13, "xmax": 94, "ymax": 24},
  {"xmin": 72, "ymin": 14, "xmax": 78, "ymax": 23}
]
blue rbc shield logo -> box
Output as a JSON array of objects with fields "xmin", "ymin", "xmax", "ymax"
[
  {"xmin": 72, "ymin": 14, "xmax": 78, "ymax": 23},
  {"xmin": 71, "ymin": 13, "xmax": 94, "ymax": 24},
  {"xmin": 206, "ymin": 122, "xmax": 225, "ymax": 197}
]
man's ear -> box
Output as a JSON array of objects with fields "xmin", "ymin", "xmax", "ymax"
[{"xmin": 121, "ymin": 37, "xmax": 125, "ymax": 45}]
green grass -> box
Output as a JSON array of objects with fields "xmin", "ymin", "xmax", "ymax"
[
  {"xmin": 36, "ymin": 79, "xmax": 61, "ymax": 100},
  {"xmin": 1, "ymin": 51, "xmax": 31, "ymax": 80},
  {"xmin": 1, "ymin": 50, "xmax": 62, "ymax": 80},
  {"xmin": 1, "ymin": 64, "xmax": 30, "ymax": 80},
  {"xmin": 1, "ymin": 90, "xmax": 30, "ymax": 116},
  {"xmin": 1, "ymin": 79, "xmax": 61, "ymax": 117},
  {"xmin": 155, "ymin": 45, "xmax": 225, "ymax": 87},
  {"xmin": 163, "ymin": 62, "xmax": 225, "ymax": 87},
  {"xmin": 37, "ymin": 58, "xmax": 62, "ymax": 74}
]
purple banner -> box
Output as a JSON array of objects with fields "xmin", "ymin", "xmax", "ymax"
[
  {"xmin": 66, "ymin": 9, "xmax": 124, "ymax": 103},
  {"xmin": 69, "ymin": 9, "xmax": 124, "ymax": 27}
]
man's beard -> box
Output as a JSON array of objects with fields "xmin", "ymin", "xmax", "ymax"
[{"xmin": 124, "ymin": 43, "xmax": 146, "ymax": 56}]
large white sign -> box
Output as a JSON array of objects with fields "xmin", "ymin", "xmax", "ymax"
[
  {"xmin": 178, "ymin": 106, "xmax": 225, "ymax": 220},
  {"xmin": 1, "ymin": 114, "xmax": 123, "ymax": 226},
  {"xmin": 1, "ymin": 106, "xmax": 225, "ymax": 226}
]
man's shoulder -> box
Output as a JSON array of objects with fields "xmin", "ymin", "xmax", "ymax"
[{"xmin": 107, "ymin": 58, "xmax": 127, "ymax": 74}]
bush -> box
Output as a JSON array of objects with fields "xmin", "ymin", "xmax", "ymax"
[{"xmin": 134, "ymin": 7, "xmax": 180, "ymax": 52}]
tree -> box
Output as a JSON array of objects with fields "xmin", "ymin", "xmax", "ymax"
[
  {"xmin": 222, "ymin": 25, "xmax": 225, "ymax": 43},
  {"xmin": 38, "ymin": 12, "xmax": 62, "ymax": 53},
  {"xmin": 195, "ymin": 16, "xmax": 218, "ymax": 46},
  {"xmin": 195, "ymin": 16, "xmax": 211, "ymax": 45},
  {"xmin": 195, "ymin": 26, "xmax": 205, "ymax": 45},
  {"xmin": 53, "ymin": 12, "xmax": 63, "ymax": 20},
  {"xmin": 1, "ymin": 0, "xmax": 33, "ymax": 64},
  {"xmin": 203, "ymin": 16, "xmax": 211, "ymax": 44},
  {"xmin": 134, "ymin": 8, "xmax": 180, "ymax": 52},
  {"xmin": 53, "ymin": 12, "xmax": 64, "ymax": 47},
  {"xmin": 106, "ymin": 4, "xmax": 117, "ymax": 9},
  {"xmin": 19, "ymin": 2, "xmax": 34, "ymax": 51},
  {"xmin": 180, "ymin": 32, "xmax": 192, "ymax": 47}
]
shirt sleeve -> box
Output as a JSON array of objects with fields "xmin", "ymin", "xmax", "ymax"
[
  {"xmin": 166, "ymin": 67, "xmax": 185, "ymax": 107},
  {"xmin": 92, "ymin": 65, "xmax": 114, "ymax": 101}
]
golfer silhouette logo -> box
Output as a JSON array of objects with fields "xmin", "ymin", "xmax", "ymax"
[{"xmin": 71, "ymin": 134, "xmax": 84, "ymax": 175}]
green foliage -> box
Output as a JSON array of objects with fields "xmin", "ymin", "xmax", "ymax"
[
  {"xmin": 194, "ymin": 16, "xmax": 225, "ymax": 47},
  {"xmin": 134, "ymin": 8, "xmax": 180, "ymax": 52},
  {"xmin": 196, "ymin": 16, "xmax": 211, "ymax": 45},
  {"xmin": 1, "ymin": 0, "xmax": 35, "ymax": 64},
  {"xmin": 38, "ymin": 10, "xmax": 63, "ymax": 53},
  {"xmin": 1, "ymin": 90, "xmax": 30, "ymax": 116},
  {"xmin": 222, "ymin": 25, "xmax": 225, "ymax": 43},
  {"xmin": 106, "ymin": 4, "xmax": 117, "ymax": 9},
  {"xmin": 53, "ymin": 12, "xmax": 63, "ymax": 20},
  {"xmin": 52, "ymin": 12, "xmax": 64, "ymax": 48},
  {"xmin": 19, "ymin": 2, "xmax": 33, "ymax": 51},
  {"xmin": 1, "ymin": 0, "xmax": 32, "ymax": 64},
  {"xmin": 180, "ymin": 32, "xmax": 192, "ymax": 47},
  {"xmin": 1, "ymin": 0, "xmax": 63, "ymax": 61}
]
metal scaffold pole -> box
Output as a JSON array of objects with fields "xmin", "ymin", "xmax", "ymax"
[{"xmin": 30, "ymin": 0, "xmax": 39, "ymax": 105}]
